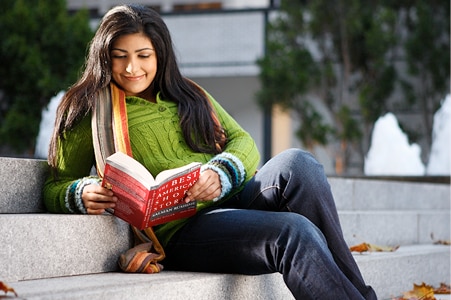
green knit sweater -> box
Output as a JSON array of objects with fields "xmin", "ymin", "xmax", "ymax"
[{"xmin": 43, "ymin": 92, "xmax": 260, "ymax": 246}]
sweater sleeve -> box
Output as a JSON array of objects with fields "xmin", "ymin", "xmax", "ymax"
[
  {"xmin": 202, "ymin": 93, "xmax": 261, "ymax": 199},
  {"xmin": 43, "ymin": 116, "xmax": 100, "ymax": 214}
]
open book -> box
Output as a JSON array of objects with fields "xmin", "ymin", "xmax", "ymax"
[{"xmin": 102, "ymin": 151, "xmax": 201, "ymax": 229}]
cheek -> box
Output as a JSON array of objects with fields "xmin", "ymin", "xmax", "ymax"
[
  {"xmin": 111, "ymin": 64, "xmax": 122, "ymax": 81},
  {"xmin": 111, "ymin": 62, "xmax": 121, "ymax": 75},
  {"xmin": 147, "ymin": 58, "xmax": 158, "ymax": 73}
]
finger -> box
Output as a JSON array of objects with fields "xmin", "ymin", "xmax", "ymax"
[
  {"xmin": 86, "ymin": 207, "xmax": 106, "ymax": 215},
  {"xmin": 186, "ymin": 179, "xmax": 220, "ymax": 202},
  {"xmin": 82, "ymin": 184, "xmax": 117, "ymax": 214},
  {"xmin": 83, "ymin": 186, "xmax": 117, "ymax": 203},
  {"xmin": 85, "ymin": 198, "xmax": 116, "ymax": 210},
  {"xmin": 196, "ymin": 180, "xmax": 220, "ymax": 199},
  {"xmin": 196, "ymin": 187, "xmax": 221, "ymax": 201},
  {"xmin": 84, "ymin": 185, "xmax": 115, "ymax": 198},
  {"xmin": 85, "ymin": 193, "xmax": 117, "ymax": 203}
]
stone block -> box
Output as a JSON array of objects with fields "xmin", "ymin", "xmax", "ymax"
[
  {"xmin": 0, "ymin": 214, "xmax": 132, "ymax": 282},
  {"xmin": 0, "ymin": 157, "xmax": 48, "ymax": 213}
]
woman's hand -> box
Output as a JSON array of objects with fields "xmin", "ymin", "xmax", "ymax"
[
  {"xmin": 82, "ymin": 184, "xmax": 117, "ymax": 214},
  {"xmin": 185, "ymin": 169, "xmax": 221, "ymax": 203}
]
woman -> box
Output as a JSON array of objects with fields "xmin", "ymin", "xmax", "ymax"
[{"xmin": 44, "ymin": 4, "xmax": 376, "ymax": 299}]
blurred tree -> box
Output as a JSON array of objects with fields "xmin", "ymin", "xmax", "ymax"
[
  {"xmin": 257, "ymin": 0, "xmax": 449, "ymax": 174},
  {"xmin": 399, "ymin": 0, "xmax": 450, "ymax": 158},
  {"xmin": 308, "ymin": 0, "xmax": 398, "ymax": 171},
  {"xmin": 0, "ymin": 0, "xmax": 92, "ymax": 155},
  {"xmin": 257, "ymin": 0, "xmax": 396, "ymax": 172},
  {"xmin": 257, "ymin": 0, "xmax": 332, "ymax": 153}
]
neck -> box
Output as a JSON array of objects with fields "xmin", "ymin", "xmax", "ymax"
[{"xmin": 135, "ymin": 86, "xmax": 156, "ymax": 103}]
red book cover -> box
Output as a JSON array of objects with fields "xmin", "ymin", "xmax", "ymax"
[{"xmin": 102, "ymin": 152, "xmax": 201, "ymax": 229}]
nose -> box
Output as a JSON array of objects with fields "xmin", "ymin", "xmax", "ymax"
[{"xmin": 126, "ymin": 62, "xmax": 133, "ymax": 74}]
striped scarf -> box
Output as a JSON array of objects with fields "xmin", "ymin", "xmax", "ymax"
[{"xmin": 92, "ymin": 83, "xmax": 165, "ymax": 273}]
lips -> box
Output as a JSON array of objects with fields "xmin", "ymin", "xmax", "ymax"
[{"xmin": 124, "ymin": 75, "xmax": 144, "ymax": 81}]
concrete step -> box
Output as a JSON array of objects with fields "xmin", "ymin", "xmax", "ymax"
[
  {"xmin": 1, "ymin": 157, "xmax": 449, "ymax": 299},
  {"xmin": 0, "ymin": 162, "xmax": 449, "ymax": 282},
  {"xmin": 0, "ymin": 214, "xmax": 132, "ymax": 282},
  {"xmin": 4, "ymin": 244, "xmax": 450, "ymax": 300},
  {"xmin": 328, "ymin": 177, "xmax": 450, "ymax": 211},
  {"xmin": 339, "ymin": 210, "xmax": 450, "ymax": 247},
  {"xmin": 1, "ymin": 158, "xmax": 449, "ymax": 214},
  {"xmin": 0, "ymin": 157, "xmax": 47, "ymax": 213},
  {"xmin": 1, "ymin": 207, "xmax": 448, "ymax": 281},
  {"xmin": 354, "ymin": 244, "xmax": 451, "ymax": 300}
]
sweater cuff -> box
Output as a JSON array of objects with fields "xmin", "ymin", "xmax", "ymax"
[
  {"xmin": 201, "ymin": 152, "xmax": 246, "ymax": 202},
  {"xmin": 65, "ymin": 176, "xmax": 101, "ymax": 214}
]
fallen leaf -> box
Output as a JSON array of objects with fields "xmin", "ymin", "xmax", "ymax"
[
  {"xmin": 349, "ymin": 242, "xmax": 399, "ymax": 253},
  {"xmin": 430, "ymin": 233, "xmax": 451, "ymax": 245},
  {"xmin": 434, "ymin": 283, "xmax": 451, "ymax": 294},
  {"xmin": 350, "ymin": 242, "xmax": 370, "ymax": 253},
  {"xmin": 434, "ymin": 240, "xmax": 451, "ymax": 246},
  {"xmin": 402, "ymin": 282, "xmax": 436, "ymax": 300},
  {"xmin": 0, "ymin": 281, "xmax": 18, "ymax": 297},
  {"xmin": 393, "ymin": 283, "xmax": 451, "ymax": 300}
]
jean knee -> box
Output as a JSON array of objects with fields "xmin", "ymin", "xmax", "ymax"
[
  {"xmin": 285, "ymin": 149, "xmax": 322, "ymax": 170},
  {"xmin": 278, "ymin": 213, "xmax": 327, "ymax": 247},
  {"xmin": 278, "ymin": 148, "xmax": 328, "ymax": 185}
]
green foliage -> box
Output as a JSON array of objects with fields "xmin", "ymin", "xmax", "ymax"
[
  {"xmin": 403, "ymin": 0, "xmax": 450, "ymax": 105},
  {"xmin": 396, "ymin": 0, "xmax": 450, "ymax": 149},
  {"xmin": 294, "ymin": 101, "xmax": 335, "ymax": 148},
  {"xmin": 358, "ymin": 65, "xmax": 396, "ymax": 124},
  {"xmin": 337, "ymin": 105, "xmax": 362, "ymax": 142},
  {"xmin": 257, "ymin": 0, "xmax": 449, "ymax": 172},
  {"xmin": 258, "ymin": 0, "xmax": 400, "ymax": 149},
  {"xmin": 308, "ymin": 0, "xmax": 399, "ymax": 123},
  {"xmin": 0, "ymin": 0, "xmax": 93, "ymax": 154},
  {"xmin": 257, "ymin": 1, "xmax": 326, "ymax": 146},
  {"xmin": 257, "ymin": 5, "xmax": 319, "ymax": 109}
]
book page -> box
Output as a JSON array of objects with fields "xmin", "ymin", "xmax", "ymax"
[
  {"xmin": 105, "ymin": 152, "xmax": 156, "ymax": 188},
  {"xmin": 105, "ymin": 152, "xmax": 202, "ymax": 190},
  {"xmin": 154, "ymin": 162, "xmax": 202, "ymax": 184}
]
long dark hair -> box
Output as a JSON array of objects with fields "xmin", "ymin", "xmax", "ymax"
[{"xmin": 49, "ymin": 4, "xmax": 225, "ymax": 169}]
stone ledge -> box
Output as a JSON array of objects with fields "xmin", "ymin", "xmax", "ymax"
[
  {"xmin": 1, "ymin": 158, "xmax": 449, "ymax": 214},
  {"xmin": 4, "ymin": 245, "xmax": 450, "ymax": 300},
  {"xmin": 1, "ymin": 211, "xmax": 449, "ymax": 282},
  {"xmin": 339, "ymin": 210, "xmax": 450, "ymax": 246},
  {"xmin": 354, "ymin": 244, "xmax": 450, "ymax": 299},
  {"xmin": 329, "ymin": 177, "xmax": 450, "ymax": 211},
  {"xmin": 0, "ymin": 214, "xmax": 132, "ymax": 282},
  {"xmin": 5, "ymin": 272, "xmax": 293, "ymax": 300},
  {"xmin": 0, "ymin": 157, "xmax": 48, "ymax": 213}
]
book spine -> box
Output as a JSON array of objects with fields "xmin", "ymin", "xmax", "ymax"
[{"xmin": 142, "ymin": 190, "xmax": 155, "ymax": 229}]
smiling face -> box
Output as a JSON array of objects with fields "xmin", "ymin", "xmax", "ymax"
[{"xmin": 111, "ymin": 33, "xmax": 157, "ymax": 100}]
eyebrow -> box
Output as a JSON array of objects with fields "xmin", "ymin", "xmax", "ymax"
[{"xmin": 111, "ymin": 47, "xmax": 154, "ymax": 53}]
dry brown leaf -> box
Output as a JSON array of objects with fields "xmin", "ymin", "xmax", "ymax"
[
  {"xmin": 430, "ymin": 233, "xmax": 451, "ymax": 245},
  {"xmin": 434, "ymin": 283, "xmax": 451, "ymax": 294},
  {"xmin": 0, "ymin": 281, "xmax": 18, "ymax": 297},
  {"xmin": 393, "ymin": 283, "xmax": 451, "ymax": 300},
  {"xmin": 350, "ymin": 242, "xmax": 370, "ymax": 252},
  {"xmin": 402, "ymin": 282, "xmax": 436, "ymax": 300},
  {"xmin": 434, "ymin": 240, "xmax": 451, "ymax": 246},
  {"xmin": 349, "ymin": 242, "xmax": 399, "ymax": 253}
]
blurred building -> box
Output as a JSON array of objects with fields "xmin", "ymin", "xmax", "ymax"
[{"xmin": 67, "ymin": 0, "xmax": 270, "ymax": 14}]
